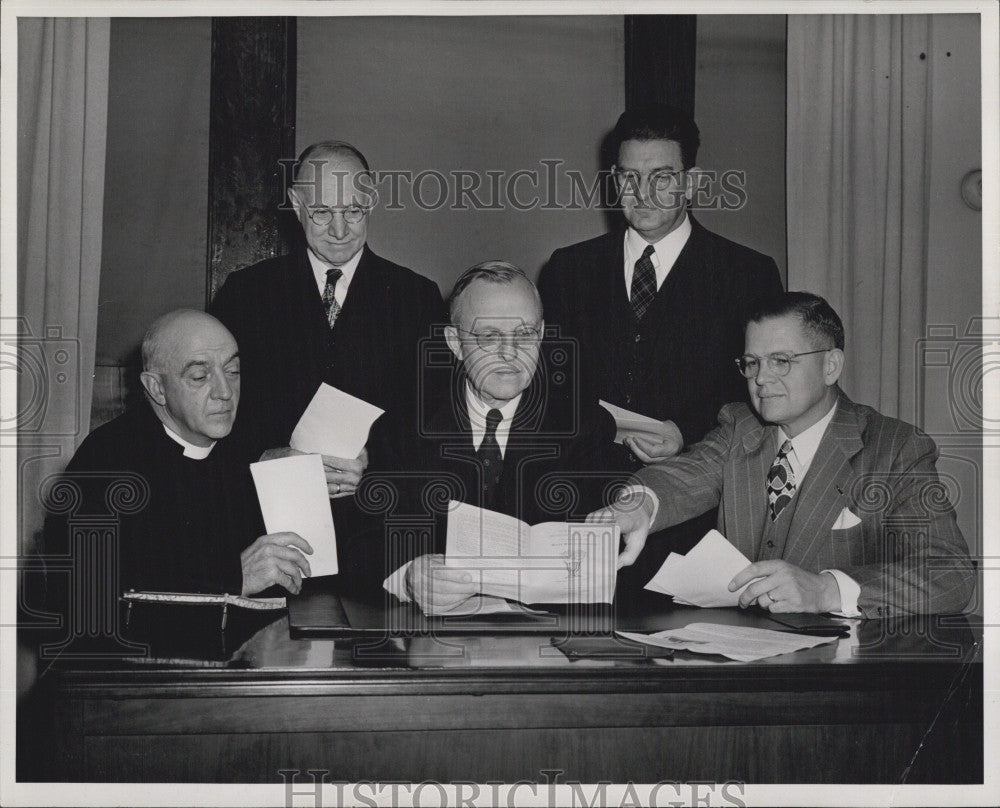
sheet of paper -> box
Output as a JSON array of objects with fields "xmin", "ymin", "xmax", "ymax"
[
  {"xmin": 644, "ymin": 529, "xmax": 757, "ymax": 607},
  {"xmin": 444, "ymin": 502, "xmax": 618, "ymax": 604},
  {"xmin": 617, "ymin": 623, "xmax": 837, "ymax": 662},
  {"xmin": 422, "ymin": 594, "xmax": 548, "ymax": 617},
  {"xmin": 290, "ymin": 383, "xmax": 385, "ymax": 459},
  {"xmin": 250, "ymin": 454, "xmax": 338, "ymax": 577},
  {"xmin": 599, "ymin": 399, "xmax": 664, "ymax": 444}
]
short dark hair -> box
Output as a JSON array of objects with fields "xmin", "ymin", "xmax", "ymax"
[
  {"xmin": 747, "ymin": 291, "xmax": 846, "ymax": 351},
  {"xmin": 447, "ymin": 261, "xmax": 541, "ymax": 325},
  {"xmin": 610, "ymin": 105, "xmax": 701, "ymax": 169},
  {"xmin": 291, "ymin": 140, "xmax": 371, "ymax": 184}
]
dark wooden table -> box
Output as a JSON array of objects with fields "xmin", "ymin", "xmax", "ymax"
[{"xmin": 20, "ymin": 604, "xmax": 982, "ymax": 785}]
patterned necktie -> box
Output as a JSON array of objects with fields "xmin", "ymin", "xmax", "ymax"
[
  {"xmin": 322, "ymin": 267, "xmax": 343, "ymax": 329},
  {"xmin": 477, "ymin": 409, "xmax": 504, "ymax": 503},
  {"xmin": 767, "ymin": 439, "xmax": 796, "ymax": 521},
  {"xmin": 630, "ymin": 244, "xmax": 657, "ymax": 320}
]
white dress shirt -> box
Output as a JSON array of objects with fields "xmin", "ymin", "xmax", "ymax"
[
  {"xmin": 162, "ymin": 424, "xmax": 215, "ymax": 459},
  {"xmin": 307, "ymin": 246, "xmax": 364, "ymax": 306},
  {"xmin": 622, "ymin": 213, "xmax": 692, "ymax": 297}
]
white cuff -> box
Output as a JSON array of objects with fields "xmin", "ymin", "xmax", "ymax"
[
  {"xmin": 383, "ymin": 562, "xmax": 413, "ymax": 602},
  {"xmin": 618, "ymin": 484, "xmax": 659, "ymax": 528},
  {"xmin": 821, "ymin": 569, "xmax": 861, "ymax": 617}
]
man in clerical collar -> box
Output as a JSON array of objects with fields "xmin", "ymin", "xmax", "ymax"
[
  {"xmin": 44, "ymin": 309, "xmax": 313, "ymax": 607},
  {"xmin": 591, "ymin": 293, "xmax": 975, "ymax": 618},
  {"xmin": 382, "ymin": 262, "xmax": 623, "ymax": 612}
]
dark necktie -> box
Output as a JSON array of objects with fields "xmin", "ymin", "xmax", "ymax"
[
  {"xmin": 322, "ymin": 268, "xmax": 343, "ymax": 329},
  {"xmin": 767, "ymin": 440, "xmax": 796, "ymax": 521},
  {"xmin": 477, "ymin": 409, "xmax": 504, "ymax": 504},
  {"xmin": 630, "ymin": 244, "xmax": 657, "ymax": 320}
]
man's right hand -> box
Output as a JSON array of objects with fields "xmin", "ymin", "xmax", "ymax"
[
  {"xmin": 241, "ymin": 532, "xmax": 313, "ymax": 596},
  {"xmin": 405, "ymin": 554, "xmax": 477, "ymax": 613},
  {"xmin": 259, "ymin": 446, "xmax": 368, "ymax": 499},
  {"xmin": 586, "ymin": 489, "xmax": 655, "ymax": 569}
]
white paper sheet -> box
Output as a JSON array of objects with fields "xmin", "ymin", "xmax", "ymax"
[
  {"xmin": 444, "ymin": 501, "xmax": 618, "ymax": 604},
  {"xmin": 644, "ymin": 529, "xmax": 758, "ymax": 607},
  {"xmin": 599, "ymin": 399, "xmax": 664, "ymax": 444},
  {"xmin": 617, "ymin": 623, "xmax": 837, "ymax": 662},
  {"xmin": 250, "ymin": 454, "xmax": 338, "ymax": 577},
  {"xmin": 290, "ymin": 383, "xmax": 385, "ymax": 459}
]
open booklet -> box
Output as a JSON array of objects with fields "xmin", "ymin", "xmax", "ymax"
[{"xmin": 444, "ymin": 501, "xmax": 619, "ymax": 608}]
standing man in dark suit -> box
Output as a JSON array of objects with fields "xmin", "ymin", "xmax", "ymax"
[
  {"xmin": 538, "ymin": 105, "xmax": 784, "ymax": 585},
  {"xmin": 383, "ymin": 262, "xmax": 625, "ymax": 611},
  {"xmin": 590, "ymin": 293, "xmax": 975, "ymax": 617},
  {"xmin": 211, "ymin": 140, "xmax": 443, "ymax": 578}
]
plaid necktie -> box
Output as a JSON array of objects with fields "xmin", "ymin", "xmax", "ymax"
[
  {"xmin": 630, "ymin": 244, "xmax": 657, "ymax": 320},
  {"xmin": 477, "ymin": 409, "xmax": 504, "ymax": 504},
  {"xmin": 322, "ymin": 267, "xmax": 343, "ymax": 329},
  {"xmin": 767, "ymin": 439, "xmax": 796, "ymax": 521}
]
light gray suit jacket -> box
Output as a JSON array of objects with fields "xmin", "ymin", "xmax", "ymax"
[{"xmin": 635, "ymin": 393, "xmax": 975, "ymax": 618}]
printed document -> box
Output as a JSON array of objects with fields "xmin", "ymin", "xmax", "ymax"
[{"xmin": 445, "ymin": 501, "xmax": 618, "ymax": 605}]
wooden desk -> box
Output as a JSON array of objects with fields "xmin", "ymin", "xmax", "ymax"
[{"xmin": 21, "ymin": 609, "xmax": 982, "ymax": 784}]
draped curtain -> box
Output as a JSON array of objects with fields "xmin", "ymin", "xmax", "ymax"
[
  {"xmin": 786, "ymin": 14, "xmax": 932, "ymax": 418},
  {"xmin": 16, "ymin": 18, "xmax": 110, "ymax": 551}
]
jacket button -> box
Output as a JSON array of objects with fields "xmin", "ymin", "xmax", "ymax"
[
  {"xmin": 634, "ymin": 334, "xmax": 641, "ymax": 343},
  {"xmin": 766, "ymin": 540, "xmax": 775, "ymax": 548}
]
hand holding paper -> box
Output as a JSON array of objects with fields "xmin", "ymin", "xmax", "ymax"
[
  {"xmin": 240, "ymin": 532, "xmax": 313, "ymax": 596},
  {"xmin": 250, "ymin": 454, "xmax": 339, "ymax": 578},
  {"xmin": 644, "ymin": 530, "xmax": 760, "ymax": 607},
  {"xmin": 291, "ymin": 383, "xmax": 384, "ymax": 459}
]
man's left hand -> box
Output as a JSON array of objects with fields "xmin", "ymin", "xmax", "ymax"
[
  {"xmin": 728, "ymin": 560, "xmax": 841, "ymax": 613},
  {"xmin": 626, "ymin": 419, "xmax": 683, "ymax": 464},
  {"xmin": 322, "ymin": 447, "xmax": 369, "ymax": 498}
]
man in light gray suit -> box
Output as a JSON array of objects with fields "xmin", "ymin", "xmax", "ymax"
[{"xmin": 591, "ymin": 292, "xmax": 975, "ymax": 618}]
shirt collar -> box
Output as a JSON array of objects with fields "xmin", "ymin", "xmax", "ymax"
[
  {"xmin": 307, "ymin": 244, "xmax": 364, "ymax": 292},
  {"xmin": 161, "ymin": 423, "xmax": 215, "ymax": 459},
  {"xmin": 624, "ymin": 212, "xmax": 691, "ymax": 262},
  {"xmin": 464, "ymin": 382, "xmax": 522, "ymax": 427},
  {"xmin": 777, "ymin": 399, "xmax": 838, "ymax": 473}
]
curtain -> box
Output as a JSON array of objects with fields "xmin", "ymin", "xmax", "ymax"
[
  {"xmin": 17, "ymin": 18, "xmax": 110, "ymax": 552},
  {"xmin": 786, "ymin": 14, "xmax": 931, "ymax": 418}
]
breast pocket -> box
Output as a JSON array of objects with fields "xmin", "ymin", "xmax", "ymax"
[{"xmin": 829, "ymin": 522, "xmax": 870, "ymax": 568}]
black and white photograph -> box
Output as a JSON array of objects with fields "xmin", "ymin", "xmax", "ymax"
[{"xmin": 2, "ymin": 1, "xmax": 996, "ymax": 805}]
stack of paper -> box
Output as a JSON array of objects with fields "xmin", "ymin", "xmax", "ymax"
[
  {"xmin": 644, "ymin": 530, "xmax": 757, "ymax": 607},
  {"xmin": 290, "ymin": 383, "xmax": 384, "ymax": 458},
  {"xmin": 617, "ymin": 623, "xmax": 838, "ymax": 662}
]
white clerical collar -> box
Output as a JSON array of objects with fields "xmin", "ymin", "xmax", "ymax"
[
  {"xmin": 777, "ymin": 399, "xmax": 838, "ymax": 479},
  {"xmin": 162, "ymin": 424, "xmax": 215, "ymax": 459},
  {"xmin": 307, "ymin": 245, "xmax": 364, "ymax": 296}
]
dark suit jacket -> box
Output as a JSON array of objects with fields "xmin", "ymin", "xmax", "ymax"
[
  {"xmin": 210, "ymin": 241, "xmax": 444, "ymax": 470},
  {"xmin": 635, "ymin": 394, "xmax": 976, "ymax": 617},
  {"xmin": 537, "ymin": 216, "xmax": 783, "ymax": 446},
  {"xmin": 383, "ymin": 372, "xmax": 629, "ymax": 572}
]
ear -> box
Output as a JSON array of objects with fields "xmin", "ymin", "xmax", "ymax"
[
  {"xmin": 444, "ymin": 325, "xmax": 463, "ymax": 362},
  {"xmin": 287, "ymin": 186, "xmax": 302, "ymax": 213},
  {"xmin": 823, "ymin": 349, "xmax": 845, "ymax": 386},
  {"xmin": 683, "ymin": 166, "xmax": 702, "ymax": 203},
  {"xmin": 139, "ymin": 370, "xmax": 167, "ymax": 406}
]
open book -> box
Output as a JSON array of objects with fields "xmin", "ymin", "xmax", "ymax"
[{"xmin": 445, "ymin": 501, "xmax": 619, "ymax": 605}]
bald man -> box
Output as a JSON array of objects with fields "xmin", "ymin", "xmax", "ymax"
[{"xmin": 43, "ymin": 310, "xmax": 313, "ymax": 601}]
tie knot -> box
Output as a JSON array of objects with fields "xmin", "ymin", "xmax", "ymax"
[
  {"xmin": 777, "ymin": 439, "xmax": 793, "ymax": 458},
  {"xmin": 640, "ymin": 244, "xmax": 655, "ymax": 260},
  {"xmin": 485, "ymin": 409, "xmax": 503, "ymax": 433},
  {"xmin": 326, "ymin": 267, "xmax": 343, "ymax": 284}
]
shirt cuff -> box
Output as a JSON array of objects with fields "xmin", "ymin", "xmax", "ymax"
[
  {"xmin": 383, "ymin": 562, "xmax": 412, "ymax": 602},
  {"xmin": 821, "ymin": 569, "xmax": 861, "ymax": 617},
  {"xmin": 618, "ymin": 485, "xmax": 660, "ymax": 528}
]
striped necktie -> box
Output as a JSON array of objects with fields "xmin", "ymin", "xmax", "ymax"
[
  {"xmin": 322, "ymin": 267, "xmax": 343, "ymax": 329},
  {"xmin": 630, "ymin": 244, "xmax": 657, "ymax": 320}
]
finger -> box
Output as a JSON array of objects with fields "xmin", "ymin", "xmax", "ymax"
[
  {"xmin": 616, "ymin": 526, "xmax": 649, "ymax": 569},
  {"xmin": 261, "ymin": 544, "xmax": 314, "ymax": 576},
  {"xmin": 729, "ymin": 560, "xmax": 778, "ymax": 591},
  {"xmin": 586, "ymin": 507, "xmax": 616, "ymax": 525},
  {"xmin": 266, "ymin": 532, "xmax": 314, "ymax": 555},
  {"xmin": 322, "ymin": 455, "xmax": 365, "ymax": 475},
  {"xmin": 737, "ymin": 576, "xmax": 774, "ymax": 608}
]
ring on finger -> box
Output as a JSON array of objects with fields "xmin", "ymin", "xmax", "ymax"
[{"xmin": 336, "ymin": 483, "xmax": 341, "ymax": 494}]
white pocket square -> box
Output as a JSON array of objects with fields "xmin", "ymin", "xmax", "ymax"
[{"xmin": 832, "ymin": 507, "xmax": 862, "ymax": 530}]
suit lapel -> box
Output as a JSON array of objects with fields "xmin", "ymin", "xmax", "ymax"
[
  {"xmin": 780, "ymin": 396, "xmax": 864, "ymax": 567},
  {"xmin": 597, "ymin": 231, "xmax": 633, "ymax": 403},
  {"xmin": 724, "ymin": 414, "xmax": 776, "ymax": 560}
]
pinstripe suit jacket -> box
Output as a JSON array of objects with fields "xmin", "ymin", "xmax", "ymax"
[{"xmin": 635, "ymin": 393, "xmax": 975, "ymax": 618}]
